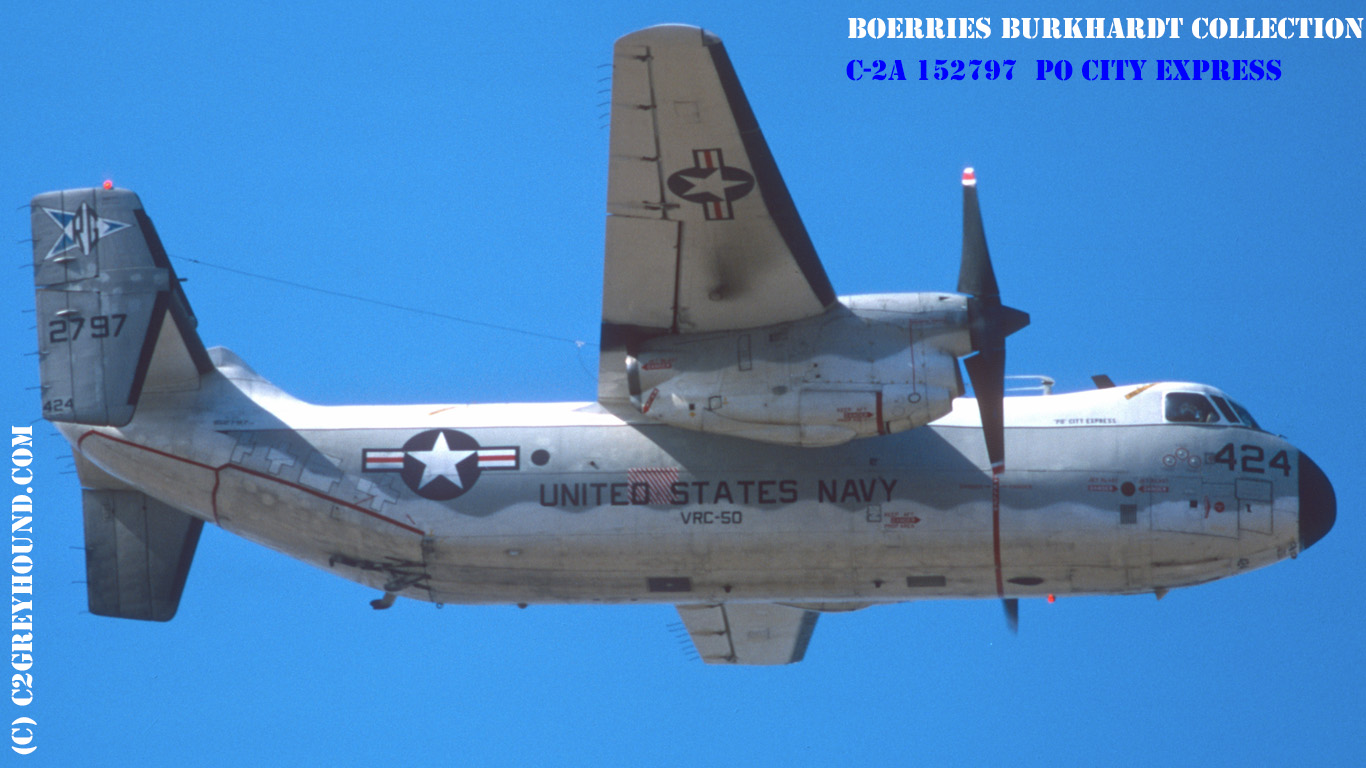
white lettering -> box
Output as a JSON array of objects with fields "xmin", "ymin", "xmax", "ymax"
[
  {"xmin": 10, "ymin": 716, "xmax": 35, "ymax": 753},
  {"xmin": 7, "ymin": 429, "xmax": 34, "ymax": 739}
]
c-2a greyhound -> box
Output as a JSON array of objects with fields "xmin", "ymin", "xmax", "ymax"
[{"xmin": 31, "ymin": 25, "xmax": 1334, "ymax": 665}]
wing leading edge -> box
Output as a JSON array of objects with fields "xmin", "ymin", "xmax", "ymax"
[{"xmin": 600, "ymin": 25, "xmax": 836, "ymax": 406}]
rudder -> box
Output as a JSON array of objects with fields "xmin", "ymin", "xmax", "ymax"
[
  {"xmin": 83, "ymin": 489, "xmax": 203, "ymax": 621},
  {"xmin": 32, "ymin": 188, "xmax": 211, "ymax": 426}
]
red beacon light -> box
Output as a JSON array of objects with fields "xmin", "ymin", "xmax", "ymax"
[{"xmin": 102, "ymin": 180, "xmax": 113, "ymax": 190}]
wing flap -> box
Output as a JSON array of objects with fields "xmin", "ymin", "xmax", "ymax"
[
  {"xmin": 606, "ymin": 40, "xmax": 665, "ymax": 220},
  {"xmin": 601, "ymin": 216, "xmax": 679, "ymax": 330},
  {"xmin": 676, "ymin": 602, "xmax": 819, "ymax": 665}
]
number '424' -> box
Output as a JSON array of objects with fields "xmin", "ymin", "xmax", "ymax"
[{"xmin": 1210, "ymin": 443, "xmax": 1291, "ymax": 476}]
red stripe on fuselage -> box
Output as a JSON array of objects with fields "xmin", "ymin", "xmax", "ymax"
[
  {"xmin": 77, "ymin": 431, "xmax": 424, "ymax": 536},
  {"xmin": 992, "ymin": 474, "xmax": 1004, "ymax": 598}
]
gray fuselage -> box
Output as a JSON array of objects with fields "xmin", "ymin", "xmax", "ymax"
[{"xmin": 65, "ymin": 349, "xmax": 1332, "ymax": 608}]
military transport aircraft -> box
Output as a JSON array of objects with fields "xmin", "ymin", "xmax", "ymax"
[{"xmin": 30, "ymin": 24, "xmax": 1334, "ymax": 665}]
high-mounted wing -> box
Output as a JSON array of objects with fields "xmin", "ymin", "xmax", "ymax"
[
  {"xmin": 676, "ymin": 603, "xmax": 819, "ymax": 665},
  {"xmin": 600, "ymin": 25, "xmax": 836, "ymax": 405}
]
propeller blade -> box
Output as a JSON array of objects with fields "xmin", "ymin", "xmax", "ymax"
[
  {"xmin": 1003, "ymin": 598, "xmax": 1019, "ymax": 634},
  {"xmin": 965, "ymin": 349, "xmax": 1006, "ymax": 473},
  {"xmin": 957, "ymin": 168, "xmax": 999, "ymax": 301},
  {"xmin": 956, "ymin": 168, "xmax": 1029, "ymax": 473},
  {"xmin": 996, "ymin": 304, "xmax": 1030, "ymax": 338}
]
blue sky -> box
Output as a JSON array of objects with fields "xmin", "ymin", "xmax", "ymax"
[{"xmin": 2, "ymin": 1, "xmax": 1363, "ymax": 765}]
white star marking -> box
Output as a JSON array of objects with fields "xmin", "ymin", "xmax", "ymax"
[
  {"xmin": 407, "ymin": 432, "xmax": 476, "ymax": 490},
  {"xmin": 679, "ymin": 168, "xmax": 744, "ymax": 200}
]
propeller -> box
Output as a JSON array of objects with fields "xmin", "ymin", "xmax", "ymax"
[
  {"xmin": 959, "ymin": 169, "xmax": 1031, "ymax": 633},
  {"xmin": 957, "ymin": 168, "xmax": 1030, "ymax": 474}
]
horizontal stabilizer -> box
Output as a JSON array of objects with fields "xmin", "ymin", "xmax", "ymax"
[
  {"xmin": 32, "ymin": 188, "xmax": 210, "ymax": 426},
  {"xmin": 83, "ymin": 489, "xmax": 203, "ymax": 622}
]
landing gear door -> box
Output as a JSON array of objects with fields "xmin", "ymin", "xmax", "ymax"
[{"xmin": 1236, "ymin": 478, "xmax": 1273, "ymax": 535}]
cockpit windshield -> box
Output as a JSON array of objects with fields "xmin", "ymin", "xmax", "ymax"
[
  {"xmin": 1164, "ymin": 391, "xmax": 1262, "ymax": 430},
  {"xmin": 1209, "ymin": 395, "xmax": 1239, "ymax": 423},
  {"xmin": 1165, "ymin": 392, "xmax": 1221, "ymax": 423},
  {"xmin": 1228, "ymin": 399, "xmax": 1262, "ymax": 430}
]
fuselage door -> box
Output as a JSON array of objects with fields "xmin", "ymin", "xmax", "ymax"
[
  {"xmin": 1236, "ymin": 478, "xmax": 1274, "ymax": 535},
  {"xmin": 1153, "ymin": 478, "xmax": 1237, "ymax": 538},
  {"xmin": 1201, "ymin": 481, "xmax": 1239, "ymax": 537}
]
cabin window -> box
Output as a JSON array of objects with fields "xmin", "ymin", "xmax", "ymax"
[{"xmin": 1165, "ymin": 392, "xmax": 1221, "ymax": 424}]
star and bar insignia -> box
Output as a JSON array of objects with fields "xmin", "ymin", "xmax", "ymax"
[
  {"xmin": 665, "ymin": 148, "xmax": 756, "ymax": 220},
  {"xmin": 363, "ymin": 429, "xmax": 518, "ymax": 501}
]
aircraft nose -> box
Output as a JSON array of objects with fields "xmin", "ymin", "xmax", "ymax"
[{"xmin": 1298, "ymin": 452, "xmax": 1336, "ymax": 551}]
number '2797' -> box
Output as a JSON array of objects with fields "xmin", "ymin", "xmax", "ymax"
[{"xmin": 47, "ymin": 314, "xmax": 126, "ymax": 343}]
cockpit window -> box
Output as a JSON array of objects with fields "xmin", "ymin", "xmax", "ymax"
[
  {"xmin": 1165, "ymin": 392, "xmax": 1221, "ymax": 424},
  {"xmin": 1229, "ymin": 399, "xmax": 1262, "ymax": 431},
  {"xmin": 1209, "ymin": 395, "xmax": 1240, "ymax": 424}
]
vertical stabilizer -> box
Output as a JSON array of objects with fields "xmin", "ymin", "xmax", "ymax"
[
  {"xmin": 82, "ymin": 489, "xmax": 203, "ymax": 621},
  {"xmin": 31, "ymin": 188, "xmax": 211, "ymax": 426}
]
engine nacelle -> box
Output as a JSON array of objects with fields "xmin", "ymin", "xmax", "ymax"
[{"xmin": 625, "ymin": 293, "xmax": 971, "ymax": 447}]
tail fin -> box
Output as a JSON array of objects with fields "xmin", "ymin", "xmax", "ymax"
[
  {"xmin": 31, "ymin": 188, "xmax": 212, "ymax": 426},
  {"xmin": 82, "ymin": 488, "xmax": 203, "ymax": 621}
]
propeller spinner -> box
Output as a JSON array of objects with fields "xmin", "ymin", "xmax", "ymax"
[{"xmin": 957, "ymin": 168, "xmax": 1030, "ymax": 474}]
